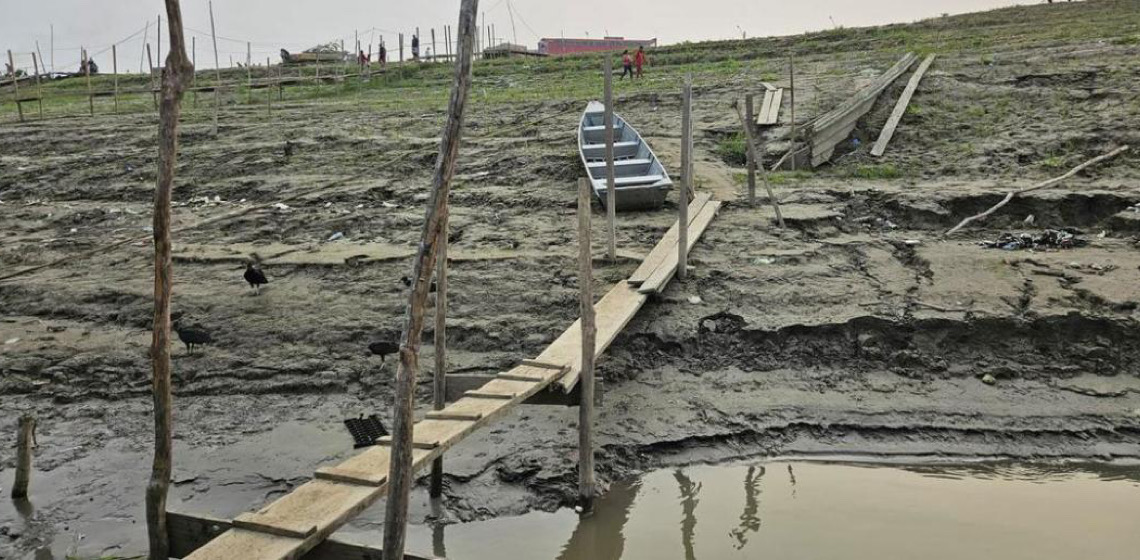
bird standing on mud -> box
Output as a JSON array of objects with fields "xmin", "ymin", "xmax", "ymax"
[
  {"xmin": 244, "ymin": 255, "xmax": 268, "ymax": 295},
  {"xmin": 369, "ymin": 341, "xmax": 400, "ymax": 363},
  {"xmin": 173, "ymin": 321, "xmax": 214, "ymax": 355}
]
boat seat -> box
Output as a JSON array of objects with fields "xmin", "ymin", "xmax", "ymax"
[
  {"xmin": 612, "ymin": 174, "xmax": 664, "ymax": 186},
  {"xmin": 586, "ymin": 158, "xmax": 651, "ymax": 168},
  {"xmin": 582, "ymin": 124, "xmax": 624, "ymax": 132}
]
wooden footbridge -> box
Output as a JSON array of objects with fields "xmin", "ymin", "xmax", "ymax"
[{"xmin": 172, "ymin": 194, "xmax": 722, "ymax": 559}]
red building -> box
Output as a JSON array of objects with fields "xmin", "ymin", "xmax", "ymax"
[{"xmin": 537, "ymin": 36, "xmax": 657, "ymax": 56}]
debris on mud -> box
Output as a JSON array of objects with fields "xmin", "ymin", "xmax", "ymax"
[{"xmin": 979, "ymin": 229, "xmax": 1088, "ymax": 251}]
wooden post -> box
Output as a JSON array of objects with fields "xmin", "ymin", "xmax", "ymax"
[
  {"xmin": 141, "ymin": 20, "xmax": 149, "ymax": 73},
  {"xmin": 157, "ymin": 14, "xmax": 162, "ymax": 65},
  {"xmin": 576, "ymin": 177, "xmax": 597, "ymax": 513},
  {"xmin": 400, "ymin": 33, "xmax": 405, "ymax": 63},
  {"xmin": 147, "ymin": 2, "xmax": 193, "ymax": 559},
  {"xmin": 789, "ymin": 56, "xmax": 797, "ymax": 171},
  {"xmin": 147, "ymin": 44, "xmax": 158, "ymax": 111},
  {"xmin": 744, "ymin": 93, "xmax": 756, "ymax": 204},
  {"xmin": 10, "ymin": 415, "xmax": 35, "ymax": 499},
  {"xmin": 209, "ymin": 0, "xmax": 220, "ymax": 135},
  {"xmin": 602, "ymin": 56, "xmax": 617, "ymax": 261},
  {"xmin": 735, "ymin": 101, "xmax": 785, "ymax": 228},
  {"xmin": 383, "ymin": 1, "xmax": 479, "ymax": 558},
  {"xmin": 446, "ymin": 26, "xmax": 452, "ymax": 60},
  {"xmin": 679, "ymin": 75, "xmax": 692, "ymax": 281},
  {"xmin": 266, "ymin": 57, "xmax": 272, "ymax": 115},
  {"xmin": 191, "ymin": 36, "xmax": 197, "ymax": 108},
  {"xmin": 112, "ymin": 45, "xmax": 120, "ymax": 113},
  {"xmin": 84, "ymin": 48, "xmax": 95, "ymax": 116},
  {"xmin": 8, "ymin": 51, "xmax": 22, "ymax": 122},
  {"xmin": 431, "ymin": 28, "xmax": 437, "ymax": 62},
  {"xmin": 246, "ymin": 42, "xmax": 252, "ymax": 103},
  {"xmin": 31, "ymin": 53, "xmax": 44, "ymax": 118},
  {"xmin": 429, "ymin": 208, "xmax": 449, "ymax": 499}
]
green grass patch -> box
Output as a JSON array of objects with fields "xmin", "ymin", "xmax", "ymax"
[
  {"xmin": 852, "ymin": 164, "xmax": 902, "ymax": 180},
  {"xmin": 715, "ymin": 132, "xmax": 748, "ymax": 166}
]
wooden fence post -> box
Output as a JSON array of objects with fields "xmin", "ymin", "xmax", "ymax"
[
  {"xmin": 112, "ymin": 45, "xmax": 120, "ymax": 114},
  {"xmin": 679, "ymin": 75, "xmax": 692, "ymax": 281},
  {"xmin": 400, "ymin": 33, "xmax": 404, "ymax": 63},
  {"xmin": 577, "ymin": 177, "xmax": 597, "ymax": 513},
  {"xmin": 209, "ymin": 0, "xmax": 220, "ymax": 135},
  {"xmin": 191, "ymin": 36, "xmax": 197, "ymax": 108},
  {"xmin": 7, "ymin": 50, "xmax": 23, "ymax": 122},
  {"xmin": 431, "ymin": 28, "xmax": 437, "ymax": 62},
  {"xmin": 10, "ymin": 415, "xmax": 35, "ymax": 499},
  {"xmin": 246, "ymin": 42, "xmax": 252, "ymax": 103},
  {"xmin": 31, "ymin": 53, "xmax": 44, "ymax": 119},
  {"xmin": 603, "ymin": 55, "xmax": 617, "ymax": 261},
  {"xmin": 789, "ymin": 56, "xmax": 797, "ymax": 171},
  {"xmin": 382, "ymin": 2, "xmax": 479, "ymax": 559},
  {"xmin": 735, "ymin": 100, "xmax": 785, "ymax": 228},
  {"xmin": 146, "ymin": 44, "xmax": 158, "ymax": 111},
  {"xmin": 430, "ymin": 207, "xmax": 449, "ymax": 498},
  {"xmin": 744, "ymin": 93, "xmax": 756, "ymax": 204},
  {"xmin": 85, "ymin": 48, "xmax": 95, "ymax": 115},
  {"xmin": 146, "ymin": 2, "xmax": 193, "ymax": 559}
]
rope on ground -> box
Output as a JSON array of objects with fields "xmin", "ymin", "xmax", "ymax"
[{"xmin": 944, "ymin": 145, "xmax": 1130, "ymax": 237}]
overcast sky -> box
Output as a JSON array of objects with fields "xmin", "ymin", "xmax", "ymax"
[{"xmin": 4, "ymin": 0, "xmax": 1031, "ymax": 72}]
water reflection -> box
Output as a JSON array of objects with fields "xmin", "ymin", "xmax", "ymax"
[
  {"xmin": 728, "ymin": 465, "xmax": 763, "ymax": 550},
  {"xmin": 674, "ymin": 470, "xmax": 701, "ymax": 560},
  {"xmin": 556, "ymin": 479, "xmax": 641, "ymax": 560}
]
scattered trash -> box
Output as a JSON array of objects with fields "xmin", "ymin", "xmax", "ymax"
[
  {"xmin": 327, "ymin": 232, "xmax": 345, "ymax": 242},
  {"xmin": 904, "ymin": 239, "xmax": 921, "ymax": 246},
  {"xmin": 381, "ymin": 201, "xmax": 398, "ymax": 208},
  {"xmin": 4, "ymin": 338, "xmax": 20, "ymax": 345},
  {"xmin": 324, "ymin": 202, "xmax": 332, "ymax": 208},
  {"xmin": 981, "ymin": 373, "xmax": 996, "ymax": 385},
  {"xmin": 343, "ymin": 414, "xmax": 388, "ymax": 448},
  {"xmin": 69, "ymin": 228, "xmax": 77, "ymax": 234},
  {"xmin": 1097, "ymin": 230, "xmax": 1107, "ymax": 238},
  {"xmin": 1023, "ymin": 214, "xmax": 1035, "ymax": 225},
  {"xmin": 754, "ymin": 257, "xmax": 775, "ymax": 265},
  {"xmin": 273, "ymin": 202, "xmax": 290, "ymax": 211},
  {"xmin": 979, "ymin": 230, "xmax": 1087, "ymax": 251},
  {"xmin": 687, "ymin": 295, "xmax": 703, "ymax": 304},
  {"xmin": 355, "ymin": 204, "xmax": 364, "ymax": 209}
]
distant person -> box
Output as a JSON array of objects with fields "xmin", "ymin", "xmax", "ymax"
[
  {"xmin": 358, "ymin": 50, "xmax": 369, "ymax": 67},
  {"xmin": 379, "ymin": 44, "xmax": 387, "ymax": 66},
  {"xmin": 619, "ymin": 50, "xmax": 633, "ymax": 80},
  {"xmin": 4, "ymin": 62, "xmax": 13, "ymax": 77},
  {"xmin": 411, "ymin": 35, "xmax": 420, "ymax": 61},
  {"xmin": 634, "ymin": 46, "xmax": 648, "ymax": 79}
]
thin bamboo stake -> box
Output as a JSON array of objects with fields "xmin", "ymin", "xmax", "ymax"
[
  {"xmin": 7, "ymin": 50, "xmax": 22, "ymax": 122},
  {"xmin": 146, "ymin": 44, "xmax": 157, "ymax": 111},
  {"xmin": 209, "ymin": 1, "xmax": 220, "ymax": 135},
  {"xmin": 945, "ymin": 146, "xmax": 1130, "ymax": 236},
  {"xmin": 84, "ymin": 48, "xmax": 95, "ymax": 115},
  {"xmin": 191, "ymin": 36, "xmax": 197, "ymax": 108},
  {"xmin": 430, "ymin": 206, "xmax": 449, "ymax": 499},
  {"xmin": 790, "ymin": 56, "xmax": 797, "ymax": 171},
  {"xmin": 146, "ymin": 3, "xmax": 192, "ymax": 559},
  {"xmin": 577, "ymin": 176, "xmax": 597, "ymax": 513},
  {"xmin": 112, "ymin": 45, "xmax": 119, "ymax": 113},
  {"xmin": 734, "ymin": 100, "xmax": 785, "ymax": 228},
  {"xmin": 31, "ymin": 53, "xmax": 43, "ymax": 119},
  {"xmin": 11, "ymin": 415, "xmax": 35, "ymax": 499},
  {"xmin": 383, "ymin": 1, "xmax": 479, "ymax": 559},
  {"xmin": 679, "ymin": 75, "xmax": 692, "ymax": 281},
  {"xmin": 744, "ymin": 93, "xmax": 756, "ymax": 204},
  {"xmin": 245, "ymin": 42, "xmax": 252, "ymax": 103},
  {"xmin": 603, "ymin": 55, "xmax": 617, "ymax": 261}
]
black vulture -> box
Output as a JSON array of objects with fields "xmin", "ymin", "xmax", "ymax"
[
  {"xmin": 174, "ymin": 322, "xmax": 214, "ymax": 355},
  {"xmin": 369, "ymin": 341, "xmax": 400, "ymax": 363},
  {"xmin": 244, "ymin": 262, "xmax": 269, "ymax": 295},
  {"xmin": 400, "ymin": 275, "xmax": 437, "ymax": 293}
]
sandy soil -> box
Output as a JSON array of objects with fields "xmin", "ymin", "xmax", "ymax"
[{"xmin": 3, "ymin": 1, "xmax": 1140, "ymax": 557}]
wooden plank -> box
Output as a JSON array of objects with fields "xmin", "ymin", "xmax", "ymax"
[
  {"xmin": 443, "ymin": 374, "xmax": 579, "ymax": 405},
  {"xmin": 314, "ymin": 447, "xmax": 424, "ymax": 487},
  {"xmin": 626, "ymin": 193, "xmax": 711, "ymax": 286},
  {"xmin": 462, "ymin": 378, "xmax": 538, "ymax": 399},
  {"xmin": 758, "ymin": 90, "xmax": 774, "ymax": 125},
  {"xmin": 761, "ymin": 89, "xmax": 783, "ymax": 125},
  {"xmin": 544, "ymin": 283, "xmax": 650, "ymax": 393},
  {"xmin": 231, "ymin": 480, "xmax": 379, "ymax": 539},
  {"xmin": 378, "ymin": 419, "xmax": 474, "ymax": 450},
  {"xmin": 496, "ymin": 364, "xmax": 560, "ymax": 382},
  {"xmin": 168, "ymin": 511, "xmax": 441, "ymax": 560},
  {"xmin": 638, "ymin": 201, "xmax": 723, "ymax": 294},
  {"xmin": 871, "ymin": 54, "xmax": 936, "ymax": 157}
]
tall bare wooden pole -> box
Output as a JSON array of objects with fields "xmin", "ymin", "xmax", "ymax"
[
  {"xmin": 146, "ymin": 2, "xmax": 192, "ymax": 559},
  {"xmin": 744, "ymin": 93, "xmax": 756, "ymax": 203},
  {"xmin": 84, "ymin": 48, "xmax": 95, "ymax": 115},
  {"xmin": 383, "ymin": 1, "xmax": 479, "ymax": 559},
  {"xmin": 112, "ymin": 45, "xmax": 120, "ymax": 114},
  {"xmin": 246, "ymin": 42, "xmax": 252, "ymax": 103},
  {"xmin": 31, "ymin": 53, "xmax": 44, "ymax": 119},
  {"xmin": 603, "ymin": 55, "xmax": 617, "ymax": 261},
  {"xmin": 577, "ymin": 176, "xmax": 597, "ymax": 512},
  {"xmin": 735, "ymin": 101, "xmax": 785, "ymax": 228},
  {"xmin": 10, "ymin": 416, "xmax": 35, "ymax": 499},
  {"xmin": 789, "ymin": 57, "xmax": 797, "ymax": 171},
  {"xmin": 209, "ymin": 1, "xmax": 220, "ymax": 135},
  {"xmin": 7, "ymin": 51, "xmax": 23, "ymax": 122},
  {"xmin": 146, "ymin": 44, "xmax": 158, "ymax": 111},
  {"xmin": 679, "ymin": 75, "xmax": 692, "ymax": 281},
  {"xmin": 430, "ymin": 207, "xmax": 449, "ymax": 498},
  {"xmin": 431, "ymin": 28, "xmax": 437, "ymax": 62}
]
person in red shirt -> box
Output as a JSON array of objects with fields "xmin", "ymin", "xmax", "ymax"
[
  {"xmin": 619, "ymin": 50, "xmax": 634, "ymax": 80},
  {"xmin": 634, "ymin": 46, "xmax": 648, "ymax": 79}
]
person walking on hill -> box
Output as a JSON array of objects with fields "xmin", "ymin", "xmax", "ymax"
[
  {"xmin": 412, "ymin": 35, "xmax": 420, "ymax": 61},
  {"xmin": 619, "ymin": 50, "xmax": 634, "ymax": 80},
  {"xmin": 379, "ymin": 43, "xmax": 387, "ymax": 66},
  {"xmin": 634, "ymin": 45, "xmax": 648, "ymax": 79}
]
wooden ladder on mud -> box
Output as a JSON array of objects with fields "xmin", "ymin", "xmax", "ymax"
[{"xmin": 173, "ymin": 195, "xmax": 722, "ymax": 560}]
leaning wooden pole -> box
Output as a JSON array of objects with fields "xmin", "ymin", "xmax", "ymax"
[
  {"xmin": 789, "ymin": 56, "xmax": 797, "ymax": 171},
  {"xmin": 11, "ymin": 415, "xmax": 35, "ymax": 499},
  {"xmin": 603, "ymin": 55, "xmax": 617, "ymax": 261},
  {"xmin": 208, "ymin": 1, "xmax": 221, "ymax": 135},
  {"xmin": 84, "ymin": 48, "xmax": 95, "ymax": 115},
  {"xmin": 744, "ymin": 93, "xmax": 756, "ymax": 204},
  {"xmin": 735, "ymin": 101, "xmax": 785, "ymax": 228},
  {"xmin": 112, "ymin": 45, "xmax": 120, "ymax": 114},
  {"xmin": 678, "ymin": 75, "xmax": 692, "ymax": 281},
  {"xmin": 577, "ymin": 176, "xmax": 597, "ymax": 512},
  {"xmin": 31, "ymin": 53, "xmax": 44, "ymax": 119},
  {"xmin": 7, "ymin": 50, "xmax": 22, "ymax": 123},
  {"xmin": 146, "ymin": 1, "xmax": 192, "ymax": 559},
  {"xmin": 383, "ymin": 1, "xmax": 479, "ymax": 558},
  {"xmin": 430, "ymin": 207, "xmax": 449, "ymax": 499}
]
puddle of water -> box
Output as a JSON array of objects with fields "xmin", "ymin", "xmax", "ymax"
[{"xmin": 406, "ymin": 461, "xmax": 1140, "ymax": 560}]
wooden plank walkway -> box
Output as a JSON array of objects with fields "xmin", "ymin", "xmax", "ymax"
[
  {"xmin": 179, "ymin": 197, "xmax": 722, "ymax": 560},
  {"xmin": 870, "ymin": 54, "xmax": 936, "ymax": 157},
  {"xmin": 757, "ymin": 87, "xmax": 784, "ymax": 126}
]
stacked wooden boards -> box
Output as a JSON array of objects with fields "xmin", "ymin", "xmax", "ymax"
[
  {"xmin": 803, "ymin": 52, "xmax": 918, "ymax": 167},
  {"xmin": 755, "ymin": 84, "xmax": 784, "ymax": 126},
  {"xmin": 176, "ymin": 195, "xmax": 722, "ymax": 560},
  {"xmin": 870, "ymin": 54, "xmax": 937, "ymax": 157}
]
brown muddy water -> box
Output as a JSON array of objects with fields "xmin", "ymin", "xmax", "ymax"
[{"xmin": 392, "ymin": 460, "xmax": 1140, "ymax": 560}]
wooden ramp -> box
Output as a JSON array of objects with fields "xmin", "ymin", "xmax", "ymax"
[
  {"xmin": 756, "ymin": 85, "xmax": 784, "ymax": 126},
  {"xmin": 177, "ymin": 196, "xmax": 722, "ymax": 560}
]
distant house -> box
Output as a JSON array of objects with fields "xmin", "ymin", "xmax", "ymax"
[
  {"xmin": 537, "ymin": 37, "xmax": 657, "ymax": 56},
  {"xmin": 484, "ymin": 43, "xmax": 546, "ymax": 59}
]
